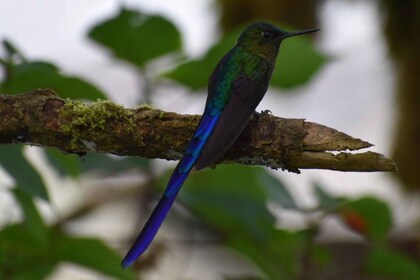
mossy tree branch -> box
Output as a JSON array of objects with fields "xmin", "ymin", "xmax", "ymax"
[{"xmin": 0, "ymin": 89, "xmax": 396, "ymax": 173}]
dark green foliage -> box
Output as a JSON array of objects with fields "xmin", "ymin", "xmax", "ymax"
[
  {"xmin": 0, "ymin": 145, "xmax": 49, "ymax": 200},
  {"xmin": 180, "ymin": 166, "xmax": 276, "ymax": 239},
  {"xmin": 175, "ymin": 168, "xmax": 413, "ymax": 279},
  {"xmin": 176, "ymin": 166, "xmax": 308, "ymax": 279},
  {"xmin": 0, "ymin": 40, "xmax": 106, "ymax": 100},
  {"xmin": 339, "ymin": 197, "xmax": 392, "ymax": 242},
  {"xmin": 88, "ymin": 8, "xmax": 182, "ymax": 68},
  {"xmin": 0, "ymin": 190, "xmax": 137, "ymax": 280},
  {"xmin": 0, "ymin": 26, "xmax": 140, "ymax": 279},
  {"xmin": 164, "ymin": 30, "xmax": 240, "ymax": 90},
  {"xmin": 49, "ymin": 237, "xmax": 137, "ymax": 280},
  {"xmin": 13, "ymin": 189, "xmax": 49, "ymax": 246},
  {"xmin": 272, "ymin": 33, "xmax": 325, "ymax": 88},
  {"xmin": 0, "ymin": 61, "xmax": 106, "ymax": 100},
  {"xmin": 365, "ymin": 245, "xmax": 420, "ymax": 280},
  {"xmin": 45, "ymin": 148, "xmax": 149, "ymax": 178},
  {"xmin": 313, "ymin": 181, "xmax": 344, "ymax": 211},
  {"xmin": 258, "ymin": 170, "xmax": 299, "ymax": 210}
]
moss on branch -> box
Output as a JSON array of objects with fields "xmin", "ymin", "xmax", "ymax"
[{"xmin": 0, "ymin": 89, "xmax": 397, "ymax": 172}]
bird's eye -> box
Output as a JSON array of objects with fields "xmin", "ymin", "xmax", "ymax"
[{"xmin": 261, "ymin": 31, "xmax": 273, "ymax": 39}]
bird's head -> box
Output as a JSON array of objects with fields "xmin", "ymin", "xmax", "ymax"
[{"xmin": 237, "ymin": 22, "xmax": 319, "ymax": 62}]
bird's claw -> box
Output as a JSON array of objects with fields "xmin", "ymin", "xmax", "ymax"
[{"xmin": 260, "ymin": 109, "xmax": 272, "ymax": 115}]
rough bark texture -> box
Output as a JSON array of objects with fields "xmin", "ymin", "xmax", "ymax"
[{"xmin": 0, "ymin": 89, "xmax": 396, "ymax": 173}]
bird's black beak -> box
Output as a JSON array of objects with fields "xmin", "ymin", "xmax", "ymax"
[{"xmin": 284, "ymin": 28, "xmax": 320, "ymax": 38}]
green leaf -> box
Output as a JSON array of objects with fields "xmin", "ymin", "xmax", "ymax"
[
  {"xmin": 0, "ymin": 185, "xmax": 135, "ymax": 279},
  {"xmin": 45, "ymin": 149, "xmax": 149, "ymax": 178},
  {"xmin": 164, "ymin": 24, "xmax": 325, "ymax": 90},
  {"xmin": 0, "ymin": 224, "xmax": 56, "ymax": 280},
  {"xmin": 271, "ymin": 32, "xmax": 326, "ymax": 88},
  {"xmin": 365, "ymin": 245, "xmax": 420, "ymax": 280},
  {"xmin": 179, "ymin": 166, "xmax": 275, "ymax": 239},
  {"xmin": 2, "ymin": 39, "xmax": 26, "ymax": 62},
  {"xmin": 0, "ymin": 144, "xmax": 49, "ymax": 200},
  {"xmin": 313, "ymin": 182, "xmax": 343, "ymax": 211},
  {"xmin": 12, "ymin": 189, "xmax": 48, "ymax": 246},
  {"xmin": 78, "ymin": 153, "xmax": 149, "ymax": 174},
  {"xmin": 163, "ymin": 30, "xmax": 240, "ymax": 90},
  {"xmin": 311, "ymin": 243, "xmax": 332, "ymax": 267},
  {"xmin": 3, "ymin": 39, "xmax": 19, "ymax": 56},
  {"xmin": 88, "ymin": 8, "xmax": 182, "ymax": 68},
  {"xmin": 1, "ymin": 61, "xmax": 106, "ymax": 100},
  {"xmin": 229, "ymin": 229, "xmax": 304, "ymax": 280},
  {"xmin": 0, "ymin": 224, "xmax": 46, "ymax": 255},
  {"xmin": 0, "ymin": 225, "xmax": 136, "ymax": 279},
  {"xmin": 51, "ymin": 236, "xmax": 136, "ymax": 280},
  {"xmin": 171, "ymin": 165, "xmax": 304, "ymax": 279},
  {"xmin": 45, "ymin": 148, "xmax": 81, "ymax": 177},
  {"xmin": 339, "ymin": 197, "xmax": 392, "ymax": 242},
  {"xmin": 0, "ymin": 180, "xmax": 51, "ymax": 279},
  {"xmin": 258, "ymin": 170, "xmax": 299, "ymax": 210},
  {"xmin": 7, "ymin": 266, "xmax": 56, "ymax": 280}
]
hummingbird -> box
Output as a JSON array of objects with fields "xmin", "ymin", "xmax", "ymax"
[{"xmin": 122, "ymin": 22, "xmax": 319, "ymax": 268}]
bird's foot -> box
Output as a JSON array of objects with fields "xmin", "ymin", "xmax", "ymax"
[{"xmin": 260, "ymin": 109, "xmax": 272, "ymax": 115}]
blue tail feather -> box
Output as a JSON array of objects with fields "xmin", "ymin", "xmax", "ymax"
[
  {"xmin": 121, "ymin": 112, "xmax": 220, "ymax": 268},
  {"xmin": 121, "ymin": 171, "xmax": 187, "ymax": 268},
  {"xmin": 194, "ymin": 112, "xmax": 219, "ymax": 139}
]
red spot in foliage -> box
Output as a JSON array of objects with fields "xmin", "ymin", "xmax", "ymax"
[{"xmin": 340, "ymin": 209, "xmax": 368, "ymax": 235}]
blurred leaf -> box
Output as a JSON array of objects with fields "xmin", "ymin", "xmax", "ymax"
[
  {"xmin": 0, "ymin": 145, "xmax": 49, "ymax": 200},
  {"xmin": 0, "ymin": 224, "xmax": 45, "ymax": 253},
  {"xmin": 6, "ymin": 265, "xmax": 56, "ymax": 280},
  {"xmin": 311, "ymin": 243, "xmax": 332, "ymax": 267},
  {"xmin": 163, "ymin": 29, "xmax": 240, "ymax": 90},
  {"xmin": 13, "ymin": 189, "xmax": 48, "ymax": 246},
  {"xmin": 78, "ymin": 153, "xmax": 149, "ymax": 174},
  {"xmin": 0, "ymin": 223, "xmax": 56, "ymax": 280},
  {"xmin": 51, "ymin": 236, "xmax": 136, "ymax": 280},
  {"xmin": 164, "ymin": 24, "xmax": 325, "ymax": 90},
  {"xmin": 258, "ymin": 170, "xmax": 299, "ymax": 210},
  {"xmin": 223, "ymin": 276, "xmax": 265, "ymax": 280},
  {"xmin": 88, "ymin": 8, "xmax": 182, "ymax": 68},
  {"xmin": 0, "ymin": 226, "xmax": 136, "ymax": 280},
  {"xmin": 179, "ymin": 166, "xmax": 275, "ymax": 238},
  {"xmin": 3, "ymin": 39, "xmax": 18, "ymax": 56},
  {"xmin": 170, "ymin": 165, "xmax": 304, "ymax": 279},
  {"xmin": 365, "ymin": 245, "xmax": 420, "ymax": 280},
  {"xmin": 338, "ymin": 197, "xmax": 392, "ymax": 242},
  {"xmin": 229, "ymin": 229, "xmax": 304, "ymax": 280},
  {"xmin": 0, "ymin": 187, "xmax": 53, "ymax": 279},
  {"xmin": 0, "ymin": 61, "xmax": 106, "ymax": 100},
  {"xmin": 272, "ymin": 32, "xmax": 325, "ymax": 88},
  {"xmin": 45, "ymin": 149, "xmax": 149, "ymax": 178},
  {"xmin": 313, "ymin": 182, "xmax": 343, "ymax": 211},
  {"xmin": 45, "ymin": 148, "xmax": 81, "ymax": 177},
  {"xmin": 2, "ymin": 39, "xmax": 26, "ymax": 62}
]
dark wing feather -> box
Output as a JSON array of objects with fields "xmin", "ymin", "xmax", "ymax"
[{"xmin": 195, "ymin": 73, "xmax": 268, "ymax": 170}]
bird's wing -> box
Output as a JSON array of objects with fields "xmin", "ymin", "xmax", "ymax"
[{"xmin": 195, "ymin": 73, "xmax": 268, "ymax": 170}]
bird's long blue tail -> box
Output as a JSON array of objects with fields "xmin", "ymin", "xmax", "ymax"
[{"xmin": 121, "ymin": 113, "xmax": 219, "ymax": 268}]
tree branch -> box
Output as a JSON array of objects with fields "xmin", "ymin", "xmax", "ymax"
[{"xmin": 0, "ymin": 89, "xmax": 396, "ymax": 173}]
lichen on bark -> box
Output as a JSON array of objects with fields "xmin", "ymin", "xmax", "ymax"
[{"xmin": 0, "ymin": 89, "xmax": 396, "ymax": 173}]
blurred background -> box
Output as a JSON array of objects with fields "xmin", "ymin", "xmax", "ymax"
[{"xmin": 0, "ymin": 0, "xmax": 419, "ymax": 279}]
